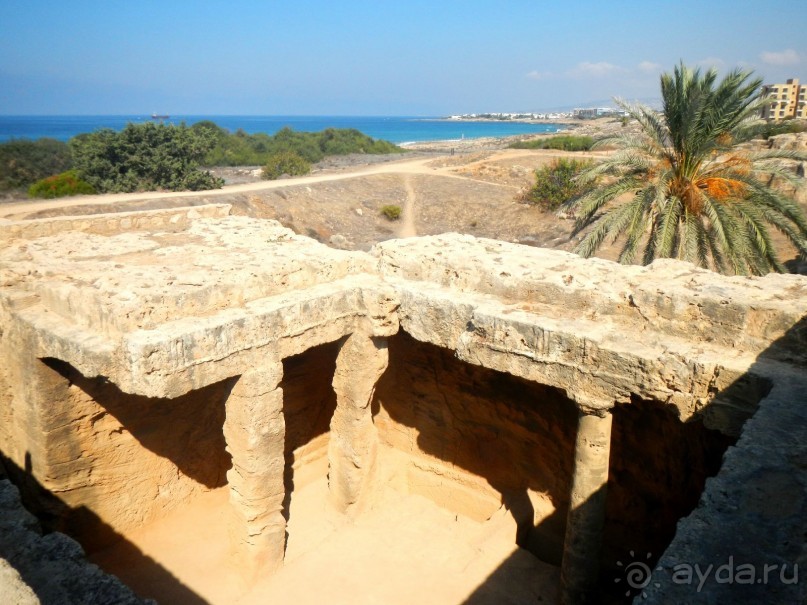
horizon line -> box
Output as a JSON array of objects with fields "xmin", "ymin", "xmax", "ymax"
[{"xmin": 0, "ymin": 113, "xmax": 452, "ymax": 118}]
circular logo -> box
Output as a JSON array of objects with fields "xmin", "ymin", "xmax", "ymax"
[{"xmin": 615, "ymin": 551, "xmax": 660, "ymax": 598}]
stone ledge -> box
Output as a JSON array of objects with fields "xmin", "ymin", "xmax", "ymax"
[
  {"xmin": 0, "ymin": 203, "xmax": 232, "ymax": 242},
  {"xmin": 8, "ymin": 276, "xmax": 397, "ymax": 398},
  {"xmin": 374, "ymin": 233, "xmax": 807, "ymax": 361},
  {"xmin": 387, "ymin": 279, "xmax": 773, "ymax": 434},
  {"xmin": 2, "ymin": 215, "xmax": 379, "ymax": 338}
]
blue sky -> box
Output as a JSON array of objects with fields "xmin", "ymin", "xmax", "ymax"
[{"xmin": 1, "ymin": 0, "xmax": 805, "ymax": 115}]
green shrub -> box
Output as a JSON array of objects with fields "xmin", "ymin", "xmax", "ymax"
[
  {"xmin": 27, "ymin": 170, "xmax": 95, "ymax": 199},
  {"xmin": 70, "ymin": 122, "xmax": 223, "ymax": 193},
  {"xmin": 203, "ymin": 125, "xmax": 405, "ymax": 167},
  {"xmin": 261, "ymin": 151, "xmax": 311, "ymax": 180},
  {"xmin": 519, "ymin": 158, "xmax": 591, "ymax": 211},
  {"xmin": 509, "ymin": 134, "xmax": 594, "ymax": 151},
  {"xmin": 380, "ymin": 205, "xmax": 402, "ymax": 221},
  {"xmin": 0, "ymin": 138, "xmax": 73, "ymax": 191},
  {"xmin": 318, "ymin": 128, "xmax": 403, "ymax": 156},
  {"xmin": 190, "ymin": 120, "xmax": 228, "ymax": 140}
]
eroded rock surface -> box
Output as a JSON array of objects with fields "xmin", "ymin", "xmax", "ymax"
[
  {"xmin": 0, "ymin": 205, "xmax": 805, "ymax": 604},
  {"xmin": 0, "ymin": 476, "xmax": 148, "ymax": 605}
]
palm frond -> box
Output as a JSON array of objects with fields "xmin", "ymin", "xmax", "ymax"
[
  {"xmin": 681, "ymin": 209, "xmax": 709, "ymax": 267},
  {"xmin": 701, "ymin": 197, "xmax": 749, "ymax": 275},
  {"xmin": 741, "ymin": 177, "xmax": 807, "ymax": 233},
  {"xmin": 747, "ymin": 148, "xmax": 807, "ymax": 163},
  {"xmin": 573, "ymin": 151, "xmax": 650, "ymax": 184},
  {"xmin": 655, "ymin": 195, "xmax": 683, "ymax": 258},
  {"xmin": 565, "ymin": 176, "xmax": 639, "ymax": 232},
  {"xmin": 615, "ymin": 97, "xmax": 670, "ymax": 151},
  {"xmin": 704, "ymin": 223, "xmax": 727, "ymax": 273},
  {"xmin": 573, "ymin": 193, "xmax": 647, "ymax": 258},
  {"xmin": 746, "ymin": 165, "xmax": 804, "ymax": 195},
  {"xmin": 756, "ymin": 203, "xmax": 807, "ymax": 258},
  {"xmin": 733, "ymin": 200, "xmax": 783, "ymax": 273},
  {"xmin": 618, "ymin": 187, "xmax": 657, "ymax": 264}
]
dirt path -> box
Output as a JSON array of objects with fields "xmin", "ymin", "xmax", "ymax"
[
  {"xmin": 0, "ymin": 147, "xmax": 642, "ymax": 264},
  {"xmin": 0, "ymin": 155, "xmax": 445, "ymax": 219},
  {"xmin": 398, "ymin": 175, "xmax": 417, "ymax": 238},
  {"xmin": 0, "ymin": 149, "xmax": 598, "ymax": 220}
]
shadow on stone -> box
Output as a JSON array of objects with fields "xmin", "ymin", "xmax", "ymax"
[
  {"xmin": 0, "ymin": 452, "xmax": 208, "ymax": 605},
  {"xmin": 374, "ymin": 331, "xmax": 578, "ymax": 563},
  {"xmin": 42, "ymin": 358, "xmax": 235, "ymax": 491},
  {"xmin": 280, "ymin": 339, "xmax": 341, "ymax": 526},
  {"xmin": 374, "ymin": 332, "xmax": 739, "ymax": 579},
  {"xmin": 459, "ymin": 316, "xmax": 807, "ymax": 605}
]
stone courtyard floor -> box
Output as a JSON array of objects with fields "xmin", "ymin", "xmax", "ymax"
[{"xmin": 92, "ymin": 473, "xmax": 559, "ymax": 605}]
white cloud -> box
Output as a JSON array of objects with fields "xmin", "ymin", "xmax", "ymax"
[
  {"xmin": 526, "ymin": 70, "xmax": 553, "ymax": 81},
  {"xmin": 637, "ymin": 61, "xmax": 662, "ymax": 73},
  {"xmin": 567, "ymin": 61, "xmax": 626, "ymax": 78},
  {"xmin": 696, "ymin": 57, "xmax": 726, "ymax": 70},
  {"xmin": 760, "ymin": 49, "xmax": 801, "ymax": 66}
]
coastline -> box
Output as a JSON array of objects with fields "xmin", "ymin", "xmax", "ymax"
[
  {"xmin": 399, "ymin": 118, "xmax": 612, "ymax": 152},
  {"xmin": 436, "ymin": 117, "xmax": 578, "ymax": 127},
  {"xmin": 0, "ymin": 115, "xmax": 571, "ymax": 145},
  {"xmin": 399, "ymin": 136, "xmax": 521, "ymax": 152}
]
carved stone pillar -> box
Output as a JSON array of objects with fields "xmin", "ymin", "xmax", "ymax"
[
  {"xmin": 560, "ymin": 408, "xmax": 614, "ymax": 605},
  {"xmin": 223, "ymin": 353, "xmax": 286, "ymax": 573},
  {"xmin": 328, "ymin": 331, "xmax": 389, "ymax": 516}
]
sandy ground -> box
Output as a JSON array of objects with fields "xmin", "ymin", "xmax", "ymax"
[
  {"xmin": 2, "ymin": 116, "xmax": 803, "ymax": 268},
  {"xmin": 0, "ymin": 146, "xmax": 612, "ymax": 258},
  {"xmin": 91, "ymin": 465, "xmax": 559, "ymax": 605},
  {"xmin": 0, "ymin": 119, "xmax": 628, "ymax": 262}
]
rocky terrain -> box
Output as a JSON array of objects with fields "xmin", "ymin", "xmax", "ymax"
[
  {"xmin": 0, "ymin": 473, "xmax": 148, "ymax": 605},
  {"xmin": 0, "ymin": 147, "xmax": 587, "ymax": 253},
  {"xmin": 2, "ymin": 121, "xmax": 805, "ymax": 274},
  {"xmin": 1, "ymin": 205, "xmax": 805, "ymax": 603},
  {"xmin": 0, "ymin": 116, "xmax": 803, "ymax": 266}
]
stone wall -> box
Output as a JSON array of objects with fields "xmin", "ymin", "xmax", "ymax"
[
  {"xmin": 1, "ymin": 356, "xmax": 234, "ymax": 552},
  {"xmin": 281, "ymin": 340, "xmax": 341, "ymax": 499},
  {"xmin": 0, "ymin": 203, "xmax": 231, "ymax": 242},
  {"xmin": 373, "ymin": 332, "xmax": 740, "ymax": 574},
  {"xmin": 374, "ymin": 332, "xmax": 578, "ymax": 558},
  {"xmin": 604, "ymin": 398, "xmax": 736, "ymax": 572}
]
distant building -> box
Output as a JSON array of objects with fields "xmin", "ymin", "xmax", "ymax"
[
  {"xmin": 573, "ymin": 108, "xmax": 597, "ymax": 119},
  {"xmin": 445, "ymin": 111, "xmax": 574, "ymax": 121},
  {"xmin": 760, "ymin": 78, "xmax": 807, "ymax": 120},
  {"xmin": 572, "ymin": 107, "xmax": 623, "ymax": 119}
]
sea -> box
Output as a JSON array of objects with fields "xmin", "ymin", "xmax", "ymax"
[{"xmin": 0, "ymin": 115, "xmax": 565, "ymax": 145}]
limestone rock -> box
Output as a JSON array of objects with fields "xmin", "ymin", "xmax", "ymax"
[
  {"xmin": 1, "ymin": 205, "xmax": 806, "ymax": 604},
  {"xmin": 0, "ymin": 479, "xmax": 149, "ymax": 605},
  {"xmin": 768, "ymin": 132, "xmax": 807, "ymax": 150}
]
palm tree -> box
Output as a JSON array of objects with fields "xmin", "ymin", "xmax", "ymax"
[{"xmin": 563, "ymin": 62, "xmax": 807, "ymax": 275}]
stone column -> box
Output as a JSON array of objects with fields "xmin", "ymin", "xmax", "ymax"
[
  {"xmin": 560, "ymin": 408, "xmax": 614, "ymax": 605},
  {"xmin": 328, "ymin": 331, "xmax": 389, "ymax": 516},
  {"xmin": 223, "ymin": 353, "xmax": 286, "ymax": 574}
]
